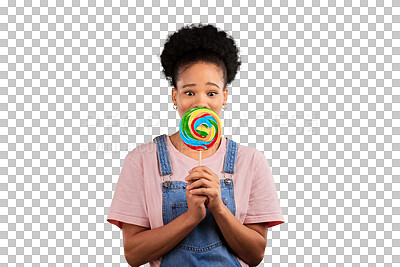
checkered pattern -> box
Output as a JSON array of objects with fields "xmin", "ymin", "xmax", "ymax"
[{"xmin": 1, "ymin": 0, "xmax": 399, "ymax": 266}]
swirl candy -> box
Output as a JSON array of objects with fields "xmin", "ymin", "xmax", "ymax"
[{"xmin": 179, "ymin": 107, "xmax": 222, "ymax": 151}]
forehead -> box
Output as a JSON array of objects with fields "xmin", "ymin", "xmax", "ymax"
[{"xmin": 177, "ymin": 62, "xmax": 224, "ymax": 86}]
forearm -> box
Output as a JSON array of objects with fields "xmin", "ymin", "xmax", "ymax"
[
  {"xmin": 211, "ymin": 205, "xmax": 266, "ymax": 266},
  {"xmin": 124, "ymin": 212, "xmax": 199, "ymax": 267}
]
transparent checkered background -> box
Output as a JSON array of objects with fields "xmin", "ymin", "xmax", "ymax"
[{"xmin": 1, "ymin": 0, "xmax": 399, "ymax": 266}]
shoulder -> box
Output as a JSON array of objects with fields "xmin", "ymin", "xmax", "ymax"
[
  {"xmin": 233, "ymin": 139, "xmax": 266, "ymax": 170},
  {"xmin": 124, "ymin": 139, "xmax": 157, "ymax": 166}
]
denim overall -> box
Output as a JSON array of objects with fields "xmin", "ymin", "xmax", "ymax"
[{"xmin": 153, "ymin": 134, "xmax": 242, "ymax": 266}]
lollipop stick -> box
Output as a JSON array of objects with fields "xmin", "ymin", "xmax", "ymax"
[{"xmin": 199, "ymin": 150, "xmax": 202, "ymax": 166}]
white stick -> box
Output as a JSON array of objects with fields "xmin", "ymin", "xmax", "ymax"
[{"xmin": 199, "ymin": 150, "xmax": 202, "ymax": 166}]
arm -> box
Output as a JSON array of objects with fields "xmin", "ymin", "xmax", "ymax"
[
  {"xmin": 123, "ymin": 212, "xmax": 199, "ymax": 267},
  {"xmin": 212, "ymin": 205, "xmax": 268, "ymax": 266},
  {"xmin": 123, "ymin": 187, "xmax": 208, "ymax": 267},
  {"xmin": 185, "ymin": 166, "xmax": 270, "ymax": 266}
]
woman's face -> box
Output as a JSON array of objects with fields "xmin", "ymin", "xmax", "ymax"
[{"xmin": 172, "ymin": 62, "xmax": 228, "ymax": 118}]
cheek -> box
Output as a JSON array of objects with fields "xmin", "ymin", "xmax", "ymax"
[{"xmin": 213, "ymin": 104, "xmax": 222, "ymax": 110}]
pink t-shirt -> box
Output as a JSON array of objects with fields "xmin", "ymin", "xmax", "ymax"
[{"xmin": 107, "ymin": 135, "xmax": 285, "ymax": 267}]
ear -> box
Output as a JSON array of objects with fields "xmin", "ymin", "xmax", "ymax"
[
  {"xmin": 223, "ymin": 87, "xmax": 228, "ymax": 104},
  {"xmin": 171, "ymin": 87, "xmax": 177, "ymax": 103}
]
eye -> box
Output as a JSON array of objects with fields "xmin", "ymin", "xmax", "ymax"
[{"xmin": 184, "ymin": 91, "xmax": 218, "ymax": 96}]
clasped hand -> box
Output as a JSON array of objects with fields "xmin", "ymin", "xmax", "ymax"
[{"xmin": 185, "ymin": 166, "xmax": 224, "ymax": 213}]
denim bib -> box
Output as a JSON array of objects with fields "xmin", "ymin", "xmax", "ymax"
[{"xmin": 153, "ymin": 134, "xmax": 241, "ymax": 266}]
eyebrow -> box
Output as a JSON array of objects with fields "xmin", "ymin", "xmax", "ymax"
[{"xmin": 182, "ymin": 82, "xmax": 220, "ymax": 90}]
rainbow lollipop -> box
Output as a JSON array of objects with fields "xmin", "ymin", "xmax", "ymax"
[{"xmin": 179, "ymin": 107, "xmax": 223, "ymax": 165}]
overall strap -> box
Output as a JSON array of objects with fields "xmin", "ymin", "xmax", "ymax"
[
  {"xmin": 223, "ymin": 138, "xmax": 239, "ymax": 174},
  {"xmin": 153, "ymin": 134, "xmax": 173, "ymax": 176}
]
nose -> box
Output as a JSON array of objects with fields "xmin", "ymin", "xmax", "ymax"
[{"xmin": 193, "ymin": 95, "xmax": 209, "ymax": 109}]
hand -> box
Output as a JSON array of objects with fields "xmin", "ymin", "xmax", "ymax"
[
  {"xmin": 185, "ymin": 166, "xmax": 224, "ymax": 213},
  {"xmin": 185, "ymin": 182, "xmax": 208, "ymax": 223}
]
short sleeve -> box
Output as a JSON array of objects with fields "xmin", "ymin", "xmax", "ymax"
[
  {"xmin": 243, "ymin": 152, "xmax": 285, "ymax": 228},
  {"xmin": 107, "ymin": 152, "xmax": 150, "ymax": 230}
]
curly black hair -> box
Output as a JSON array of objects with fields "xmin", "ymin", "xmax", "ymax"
[{"xmin": 159, "ymin": 23, "xmax": 242, "ymax": 89}]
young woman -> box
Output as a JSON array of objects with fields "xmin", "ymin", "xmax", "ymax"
[{"xmin": 107, "ymin": 23, "xmax": 285, "ymax": 267}]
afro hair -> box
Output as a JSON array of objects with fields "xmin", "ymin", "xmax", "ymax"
[{"xmin": 159, "ymin": 23, "xmax": 242, "ymax": 89}]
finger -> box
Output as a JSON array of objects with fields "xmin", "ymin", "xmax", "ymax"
[
  {"xmin": 186, "ymin": 178, "xmax": 213, "ymax": 190},
  {"xmin": 190, "ymin": 165, "xmax": 214, "ymax": 176},
  {"xmin": 190, "ymin": 187, "xmax": 211, "ymax": 196},
  {"xmin": 185, "ymin": 171, "xmax": 213, "ymax": 183},
  {"xmin": 189, "ymin": 193, "xmax": 209, "ymax": 201},
  {"xmin": 195, "ymin": 195, "xmax": 208, "ymax": 202}
]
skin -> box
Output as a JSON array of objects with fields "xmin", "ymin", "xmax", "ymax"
[
  {"xmin": 170, "ymin": 61, "xmax": 228, "ymax": 161},
  {"xmin": 172, "ymin": 61, "xmax": 269, "ymax": 265},
  {"xmin": 122, "ymin": 61, "xmax": 269, "ymax": 267}
]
